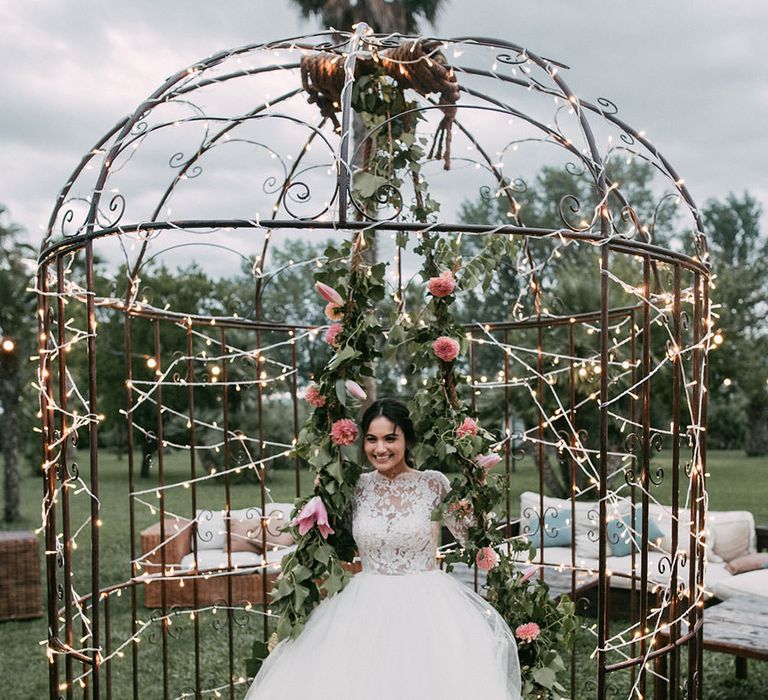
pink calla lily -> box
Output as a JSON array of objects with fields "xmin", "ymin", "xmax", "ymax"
[
  {"xmin": 345, "ymin": 379, "xmax": 368, "ymax": 401},
  {"xmin": 520, "ymin": 565, "xmax": 538, "ymax": 584},
  {"xmin": 315, "ymin": 282, "xmax": 344, "ymax": 307},
  {"xmin": 292, "ymin": 496, "xmax": 335, "ymax": 539},
  {"xmin": 475, "ymin": 453, "xmax": 502, "ymax": 470}
]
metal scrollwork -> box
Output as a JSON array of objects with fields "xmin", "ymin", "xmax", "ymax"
[
  {"xmin": 558, "ymin": 194, "xmax": 592, "ymax": 232},
  {"xmin": 596, "ymin": 97, "xmax": 619, "ymax": 116}
]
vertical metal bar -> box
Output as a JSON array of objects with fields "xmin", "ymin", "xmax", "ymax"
[
  {"xmin": 291, "ymin": 332, "xmax": 301, "ymax": 496},
  {"xmin": 669, "ymin": 266, "xmax": 682, "ymax": 700},
  {"xmin": 688, "ymin": 271, "xmax": 702, "ymax": 699},
  {"xmin": 696, "ymin": 274, "xmax": 712, "ymax": 700},
  {"xmin": 568, "ymin": 321, "xmax": 577, "ymax": 699},
  {"xmin": 85, "ymin": 239, "xmax": 101, "ymax": 698},
  {"xmin": 537, "ymin": 323, "xmax": 545, "ymax": 581},
  {"xmin": 186, "ymin": 323, "xmax": 202, "ymax": 697},
  {"xmin": 39, "ymin": 264, "xmax": 60, "ymax": 700},
  {"xmin": 123, "ymin": 315, "xmax": 139, "ymax": 700},
  {"xmin": 220, "ymin": 328, "xmax": 235, "ymax": 699},
  {"xmin": 256, "ymin": 327, "xmax": 268, "ymax": 640},
  {"xmin": 469, "ymin": 330, "xmax": 477, "ymax": 413},
  {"xmin": 153, "ymin": 320, "xmax": 169, "ymax": 700},
  {"xmin": 503, "ymin": 329, "xmax": 511, "ymax": 536},
  {"xmin": 56, "ymin": 256, "xmax": 75, "ymax": 700},
  {"xmin": 629, "ymin": 309, "xmax": 638, "ymax": 691},
  {"xmin": 639, "ymin": 256, "xmax": 652, "ymax": 698},
  {"xmin": 597, "ymin": 245, "xmax": 609, "ymax": 699}
]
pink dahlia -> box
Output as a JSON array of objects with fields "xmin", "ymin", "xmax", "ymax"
[
  {"xmin": 315, "ymin": 282, "xmax": 344, "ymax": 307},
  {"xmin": 515, "ymin": 621, "xmax": 541, "ymax": 643},
  {"xmin": 330, "ymin": 418, "xmax": 358, "ymax": 446},
  {"xmin": 448, "ymin": 498, "xmax": 473, "ymax": 521},
  {"xmin": 427, "ymin": 270, "xmax": 456, "ymax": 298},
  {"xmin": 291, "ymin": 496, "xmax": 335, "ymax": 539},
  {"xmin": 457, "ymin": 417, "xmax": 479, "ymax": 438},
  {"xmin": 305, "ymin": 384, "xmax": 326, "ymax": 408},
  {"xmin": 324, "ymin": 322, "xmax": 343, "ymax": 348},
  {"xmin": 475, "ymin": 453, "xmax": 502, "ymax": 471},
  {"xmin": 432, "ymin": 336, "xmax": 460, "ymax": 362},
  {"xmin": 476, "ymin": 546, "xmax": 500, "ymax": 571},
  {"xmin": 324, "ymin": 302, "xmax": 344, "ymax": 321}
]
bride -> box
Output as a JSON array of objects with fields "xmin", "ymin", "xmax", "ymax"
[{"xmin": 245, "ymin": 398, "xmax": 521, "ymax": 699}]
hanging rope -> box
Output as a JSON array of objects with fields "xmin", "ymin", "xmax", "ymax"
[{"xmin": 300, "ymin": 39, "xmax": 460, "ymax": 169}]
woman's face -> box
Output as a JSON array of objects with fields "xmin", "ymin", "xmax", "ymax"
[{"xmin": 364, "ymin": 416, "xmax": 408, "ymax": 474}]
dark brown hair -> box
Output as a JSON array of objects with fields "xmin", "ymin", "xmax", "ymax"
[{"xmin": 360, "ymin": 398, "xmax": 417, "ymax": 466}]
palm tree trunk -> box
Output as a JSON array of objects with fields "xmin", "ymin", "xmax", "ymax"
[{"xmin": 1, "ymin": 347, "xmax": 21, "ymax": 522}]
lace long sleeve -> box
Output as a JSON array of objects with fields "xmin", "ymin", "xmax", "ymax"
[{"xmin": 429, "ymin": 471, "xmax": 474, "ymax": 547}]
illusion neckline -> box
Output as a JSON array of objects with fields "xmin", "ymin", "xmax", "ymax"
[{"xmin": 371, "ymin": 468, "xmax": 422, "ymax": 483}]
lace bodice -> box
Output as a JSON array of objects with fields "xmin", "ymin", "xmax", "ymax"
[{"xmin": 352, "ymin": 469, "xmax": 467, "ymax": 575}]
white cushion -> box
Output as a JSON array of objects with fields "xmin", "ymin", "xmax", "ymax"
[
  {"xmin": 180, "ymin": 545, "xmax": 297, "ymax": 573},
  {"xmin": 708, "ymin": 511, "xmax": 756, "ymax": 562},
  {"xmin": 643, "ymin": 503, "xmax": 722, "ymax": 563},
  {"xmin": 711, "ymin": 569, "xmax": 768, "ymax": 600},
  {"xmin": 196, "ymin": 509, "xmax": 228, "ymax": 550}
]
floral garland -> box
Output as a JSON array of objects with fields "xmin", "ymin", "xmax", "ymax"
[
  {"xmin": 392, "ymin": 231, "xmax": 577, "ymax": 698},
  {"xmin": 248, "ymin": 58, "xmax": 577, "ymax": 697},
  {"xmin": 245, "ymin": 235, "xmax": 385, "ymax": 672}
]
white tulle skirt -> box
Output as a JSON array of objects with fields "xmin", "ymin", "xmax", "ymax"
[{"xmin": 244, "ymin": 568, "xmax": 521, "ymax": 700}]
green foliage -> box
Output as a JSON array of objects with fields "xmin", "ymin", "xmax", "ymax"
[
  {"xmin": 351, "ymin": 71, "xmax": 440, "ymax": 222},
  {"xmin": 262, "ymin": 233, "xmax": 386, "ymax": 647},
  {"xmin": 486, "ymin": 552, "xmax": 578, "ymax": 699}
]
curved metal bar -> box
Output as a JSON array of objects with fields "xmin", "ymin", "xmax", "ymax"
[{"xmin": 38, "ymin": 217, "xmax": 709, "ymax": 274}]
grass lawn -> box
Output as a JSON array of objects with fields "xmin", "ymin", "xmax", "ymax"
[{"xmin": 1, "ymin": 449, "xmax": 766, "ymax": 698}]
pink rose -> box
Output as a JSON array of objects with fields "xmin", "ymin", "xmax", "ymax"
[
  {"xmin": 324, "ymin": 302, "xmax": 344, "ymax": 321},
  {"xmin": 476, "ymin": 546, "xmax": 499, "ymax": 571},
  {"xmin": 305, "ymin": 384, "xmax": 326, "ymax": 408},
  {"xmin": 432, "ymin": 336, "xmax": 460, "ymax": 362},
  {"xmin": 330, "ymin": 418, "xmax": 358, "ymax": 446},
  {"xmin": 344, "ymin": 379, "xmax": 367, "ymax": 401},
  {"xmin": 457, "ymin": 417, "xmax": 478, "ymax": 438},
  {"xmin": 324, "ymin": 323, "xmax": 343, "ymax": 347},
  {"xmin": 315, "ymin": 282, "xmax": 344, "ymax": 307},
  {"xmin": 515, "ymin": 621, "xmax": 541, "ymax": 643},
  {"xmin": 475, "ymin": 453, "xmax": 502, "ymax": 471},
  {"xmin": 291, "ymin": 496, "xmax": 335, "ymax": 539},
  {"xmin": 427, "ymin": 270, "xmax": 456, "ymax": 298}
]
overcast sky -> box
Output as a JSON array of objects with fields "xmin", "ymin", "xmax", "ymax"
[{"xmin": 1, "ymin": 0, "xmax": 766, "ymax": 256}]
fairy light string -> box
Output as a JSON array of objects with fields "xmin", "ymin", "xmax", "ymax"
[{"xmin": 35, "ymin": 32, "xmax": 712, "ymax": 700}]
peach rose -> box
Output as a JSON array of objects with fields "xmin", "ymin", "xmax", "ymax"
[
  {"xmin": 324, "ymin": 323, "xmax": 343, "ymax": 347},
  {"xmin": 330, "ymin": 418, "xmax": 358, "ymax": 446},
  {"xmin": 427, "ymin": 270, "xmax": 456, "ymax": 298},
  {"xmin": 515, "ymin": 621, "xmax": 541, "ymax": 643},
  {"xmin": 432, "ymin": 336, "xmax": 460, "ymax": 362},
  {"xmin": 476, "ymin": 546, "xmax": 500, "ymax": 571},
  {"xmin": 305, "ymin": 385, "xmax": 326, "ymax": 408}
]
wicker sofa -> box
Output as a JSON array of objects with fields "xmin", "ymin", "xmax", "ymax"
[
  {"xmin": 140, "ymin": 503, "xmax": 296, "ymax": 608},
  {"xmin": 517, "ymin": 491, "xmax": 768, "ymax": 601}
]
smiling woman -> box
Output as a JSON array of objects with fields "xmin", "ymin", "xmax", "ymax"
[
  {"xmin": 246, "ymin": 397, "xmax": 522, "ymax": 700},
  {"xmin": 361, "ymin": 398, "xmax": 415, "ymax": 477}
]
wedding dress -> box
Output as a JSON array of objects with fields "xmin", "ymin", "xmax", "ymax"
[{"xmin": 244, "ymin": 469, "xmax": 521, "ymax": 699}]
